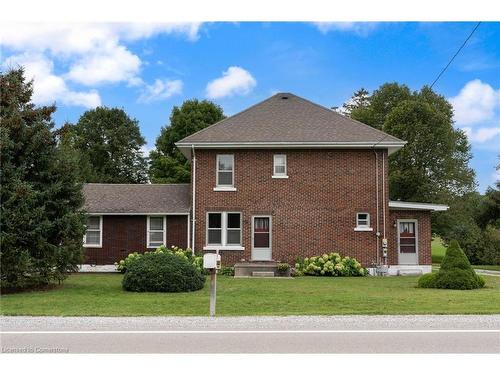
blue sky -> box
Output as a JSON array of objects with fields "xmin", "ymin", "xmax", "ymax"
[{"xmin": 1, "ymin": 22, "xmax": 499, "ymax": 191}]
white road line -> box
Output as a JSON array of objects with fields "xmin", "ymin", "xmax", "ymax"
[{"xmin": 2, "ymin": 329, "xmax": 499, "ymax": 334}]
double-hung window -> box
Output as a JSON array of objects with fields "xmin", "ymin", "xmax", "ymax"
[
  {"xmin": 215, "ymin": 154, "xmax": 235, "ymax": 190},
  {"xmin": 206, "ymin": 212, "xmax": 242, "ymax": 249},
  {"xmin": 273, "ymin": 154, "xmax": 287, "ymax": 178},
  {"xmin": 147, "ymin": 216, "xmax": 166, "ymax": 248},
  {"xmin": 355, "ymin": 213, "xmax": 372, "ymax": 231},
  {"xmin": 83, "ymin": 216, "xmax": 102, "ymax": 247}
]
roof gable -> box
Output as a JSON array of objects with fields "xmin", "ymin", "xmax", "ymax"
[{"xmin": 176, "ymin": 93, "xmax": 404, "ymax": 149}]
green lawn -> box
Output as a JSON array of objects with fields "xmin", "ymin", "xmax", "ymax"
[{"xmin": 1, "ymin": 273, "xmax": 499, "ymax": 316}]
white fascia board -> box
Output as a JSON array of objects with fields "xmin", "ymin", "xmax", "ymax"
[
  {"xmin": 388, "ymin": 201, "xmax": 449, "ymax": 211},
  {"xmin": 176, "ymin": 141, "xmax": 407, "ymax": 158}
]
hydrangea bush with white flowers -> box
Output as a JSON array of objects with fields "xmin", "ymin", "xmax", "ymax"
[
  {"xmin": 116, "ymin": 246, "xmax": 205, "ymax": 274},
  {"xmin": 294, "ymin": 253, "xmax": 367, "ymax": 277}
]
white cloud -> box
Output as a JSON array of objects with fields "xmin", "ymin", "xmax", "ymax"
[
  {"xmin": 0, "ymin": 23, "xmax": 201, "ymax": 105},
  {"xmin": 313, "ymin": 22, "xmax": 379, "ymax": 36},
  {"xmin": 449, "ymin": 79, "xmax": 500, "ymax": 126},
  {"xmin": 3, "ymin": 53, "xmax": 101, "ymax": 108},
  {"xmin": 0, "ymin": 23, "xmax": 202, "ymax": 54},
  {"xmin": 138, "ymin": 79, "xmax": 183, "ymax": 103},
  {"xmin": 206, "ymin": 66, "xmax": 256, "ymax": 99},
  {"xmin": 462, "ymin": 127, "xmax": 500, "ymax": 143},
  {"xmin": 65, "ymin": 44, "xmax": 141, "ymax": 86}
]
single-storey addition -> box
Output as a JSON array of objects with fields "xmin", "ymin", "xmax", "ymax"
[{"xmin": 82, "ymin": 93, "xmax": 448, "ymax": 274}]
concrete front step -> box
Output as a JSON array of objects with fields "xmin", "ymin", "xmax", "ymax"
[
  {"xmin": 234, "ymin": 261, "xmax": 278, "ymax": 277},
  {"xmin": 252, "ymin": 271, "xmax": 275, "ymax": 277}
]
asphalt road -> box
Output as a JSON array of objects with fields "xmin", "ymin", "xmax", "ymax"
[{"xmin": 1, "ymin": 315, "xmax": 499, "ymax": 353}]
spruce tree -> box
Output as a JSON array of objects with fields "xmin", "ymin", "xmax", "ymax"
[{"xmin": 0, "ymin": 68, "xmax": 85, "ymax": 289}]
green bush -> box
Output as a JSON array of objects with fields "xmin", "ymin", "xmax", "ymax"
[
  {"xmin": 116, "ymin": 246, "xmax": 205, "ymax": 274},
  {"xmin": 122, "ymin": 252, "xmax": 205, "ymax": 292},
  {"xmin": 277, "ymin": 263, "xmax": 290, "ymax": 272},
  {"xmin": 295, "ymin": 253, "xmax": 367, "ymax": 277},
  {"xmin": 418, "ymin": 240, "xmax": 485, "ymax": 290},
  {"xmin": 218, "ymin": 266, "xmax": 235, "ymax": 276}
]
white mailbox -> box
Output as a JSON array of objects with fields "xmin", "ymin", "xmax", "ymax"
[{"xmin": 203, "ymin": 253, "xmax": 221, "ymax": 269}]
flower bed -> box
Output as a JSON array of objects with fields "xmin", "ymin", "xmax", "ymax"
[{"xmin": 295, "ymin": 253, "xmax": 367, "ymax": 276}]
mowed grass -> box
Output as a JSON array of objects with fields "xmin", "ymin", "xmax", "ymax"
[
  {"xmin": 1, "ymin": 273, "xmax": 499, "ymax": 316},
  {"xmin": 432, "ymin": 237, "xmax": 446, "ymax": 264}
]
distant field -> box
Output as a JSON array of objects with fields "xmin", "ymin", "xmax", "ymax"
[{"xmin": 431, "ymin": 237, "xmax": 446, "ymax": 264}]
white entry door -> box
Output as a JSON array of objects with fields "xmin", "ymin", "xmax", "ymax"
[
  {"xmin": 252, "ymin": 216, "xmax": 272, "ymax": 261},
  {"xmin": 398, "ymin": 220, "xmax": 418, "ymax": 265}
]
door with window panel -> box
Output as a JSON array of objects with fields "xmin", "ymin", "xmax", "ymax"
[
  {"xmin": 398, "ymin": 220, "xmax": 418, "ymax": 265},
  {"xmin": 252, "ymin": 216, "xmax": 272, "ymax": 261}
]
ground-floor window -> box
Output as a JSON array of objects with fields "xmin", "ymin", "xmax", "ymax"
[
  {"xmin": 147, "ymin": 216, "xmax": 166, "ymax": 248},
  {"xmin": 83, "ymin": 215, "xmax": 102, "ymax": 247},
  {"xmin": 206, "ymin": 212, "xmax": 242, "ymax": 247}
]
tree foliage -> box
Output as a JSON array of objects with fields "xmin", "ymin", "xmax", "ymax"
[
  {"xmin": 68, "ymin": 107, "xmax": 148, "ymax": 183},
  {"xmin": 344, "ymin": 83, "xmax": 475, "ymax": 204},
  {"xmin": 0, "ymin": 68, "xmax": 85, "ymax": 290},
  {"xmin": 149, "ymin": 99, "xmax": 225, "ymax": 183}
]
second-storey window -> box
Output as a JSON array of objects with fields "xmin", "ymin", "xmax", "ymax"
[
  {"xmin": 207, "ymin": 212, "xmax": 241, "ymax": 246},
  {"xmin": 273, "ymin": 154, "xmax": 287, "ymax": 177},
  {"xmin": 147, "ymin": 216, "xmax": 166, "ymax": 248},
  {"xmin": 216, "ymin": 154, "xmax": 234, "ymax": 187}
]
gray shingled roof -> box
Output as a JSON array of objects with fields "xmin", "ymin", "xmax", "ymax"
[
  {"xmin": 83, "ymin": 184, "xmax": 190, "ymax": 214},
  {"xmin": 177, "ymin": 93, "xmax": 404, "ymax": 145}
]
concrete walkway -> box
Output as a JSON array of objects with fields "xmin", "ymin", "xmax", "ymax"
[{"xmin": 2, "ymin": 315, "xmax": 499, "ymax": 353}]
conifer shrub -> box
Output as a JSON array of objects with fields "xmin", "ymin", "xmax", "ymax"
[{"xmin": 418, "ymin": 240, "xmax": 485, "ymax": 290}]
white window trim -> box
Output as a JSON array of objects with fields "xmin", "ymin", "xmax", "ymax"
[
  {"xmin": 216, "ymin": 154, "xmax": 235, "ymax": 189},
  {"xmin": 83, "ymin": 215, "xmax": 103, "ymax": 248},
  {"xmin": 147, "ymin": 215, "xmax": 167, "ymax": 249},
  {"xmin": 204, "ymin": 211, "xmax": 244, "ymax": 250},
  {"xmin": 272, "ymin": 154, "xmax": 288, "ymax": 178},
  {"xmin": 213, "ymin": 186, "xmax": 237, "ymax": 191},
  {"xmin": 355, "ymin": 212, "xmax": 373, "ymax": 231}
]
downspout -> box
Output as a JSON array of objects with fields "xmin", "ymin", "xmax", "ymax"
[
  {"xmin": 382, "ymin": 150, "xmax": 387, "ymax": 265},
  {"xmin": 191, "ymin": 145, "xmax": 196, "ymax": 256},
  {"xmin": 373, "ymin": 150, "xmax": 380, "ymax": 266}
]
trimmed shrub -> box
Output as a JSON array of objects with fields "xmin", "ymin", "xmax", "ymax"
[
  {"xmin": 122, "ymin": 252, "xmax": 205, "ymax": 292},
  {"xmin": 218, "ymin": 266, "xmax": 235, "ymax": 276},
  {"xmin": 295, "ymin": 253, "xmax": 367, "ymax": 277},
  {"xmin": 418, "ymin": 240, "xmax": 485, "ymax": 290}
]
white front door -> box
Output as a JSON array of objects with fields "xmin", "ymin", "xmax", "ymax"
[
  {"xmin": 398, "ymin": 220, "xmax": 418, "ymax": 265},
  {"xmin": 251, "ymin": 216, "xmax": 272, "ymax": 261}
]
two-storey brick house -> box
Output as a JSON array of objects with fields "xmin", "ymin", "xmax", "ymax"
[{"xmin": 83, "ymin": 93, "xmax": 447, "ymax": 274}]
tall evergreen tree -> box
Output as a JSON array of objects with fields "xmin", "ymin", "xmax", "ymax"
[
  {"xmin": 69, "ymin": 107, "xmax": 148, "ymax": 183},
  {"xmin": 149, "ymin": 99, "xmax": 225, "ymax": 183},
  {"xmin": 0, "ymin": 68, "xmax": 85, "ymax": 289}
]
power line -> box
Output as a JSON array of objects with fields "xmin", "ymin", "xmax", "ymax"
[{"xmin": 430, "ymin": 22, "xmax": 481, "ymax": 89}]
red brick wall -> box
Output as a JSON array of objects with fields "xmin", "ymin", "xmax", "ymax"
[
  {"xmin": 84, "ymin": 215, "xmax": 188, "ymax": 264},
  {"xmin": 193, "ymin": 149, "xmax": 391, "ymax": 267},
  {"xmin": 388, "ymin": 210, "xmax": 432, "ymax": 265}
]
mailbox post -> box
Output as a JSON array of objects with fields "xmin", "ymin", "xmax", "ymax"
[{"xmin": 203, "ymin": 250, "xmax": 221, "ymax": 317}]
